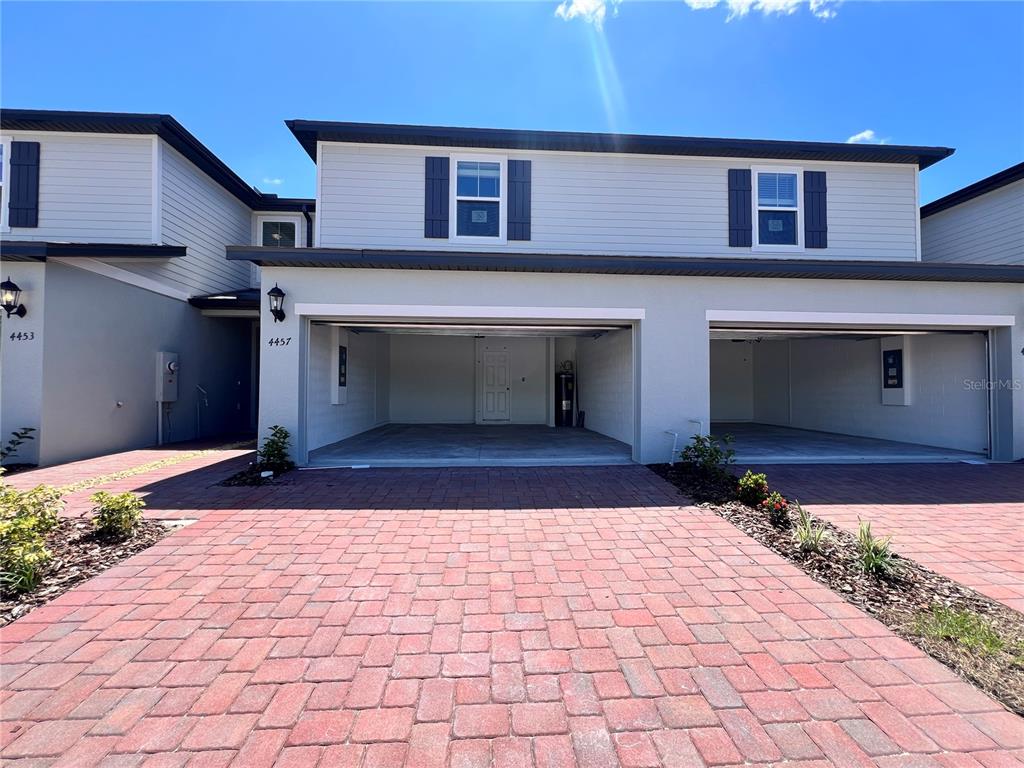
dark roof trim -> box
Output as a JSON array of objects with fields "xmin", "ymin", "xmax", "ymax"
[
  {"xmin": 0, "ymin": 109, "xmax": 310, "ymax": 211},
  {"xmin": 921, "ymin": 161, "xmax": 1024, "ymax": 219},
  {"xmin": 1, "ymin": 240, "xmax": 186, "ymax": 262},
  {"xmin": 252, "ymin": 196, "xmax": 316, "ymax": 213},
  {"xmin": 188, "ymin": 287, "xmax": 260, "ymax": 310},
  {"xmin": 286, "ymin": 120, "xmax": 955, "ymax": 170},
  {"xmin": 226, "ymin": 246, "xmax": 1024, "ymax": 284}
]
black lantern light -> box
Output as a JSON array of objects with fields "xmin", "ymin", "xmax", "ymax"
[
  {"xmin": 1, "ymin": 277, "xmax": 26, "ymax": 319},
  {"xmin": 267, "ymin": 283, "xmax": 286, "ymax": 323}
]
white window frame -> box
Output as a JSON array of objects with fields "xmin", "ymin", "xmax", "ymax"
[
  {"xmin": 255, "ymin": 213, "xmax": 305, "ymax": 248},
  {"xmin": 751, "ymin": 165, "xmax": 803, "ymax": 252},
  {"xmin": 449, "ymin": 153, "xmax": 507, "ymax": 244},
  {"xmin": 0, "ymin": 136, "xmax": 11, "ymax": 233}
]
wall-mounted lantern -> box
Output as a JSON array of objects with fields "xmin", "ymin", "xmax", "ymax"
[
  {"xmin": 267, "ymin": 283, "xmax": 286, "ymax": 323},
  {"xmin": 1, "ymin": 278, "xmax": 26, "ymax": 318}
]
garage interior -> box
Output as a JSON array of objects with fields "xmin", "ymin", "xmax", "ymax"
[
  {"xmin": 709, "ymin": 327, "xmax": 991, "ymax": 463},
  {"xmin": 304, "ymin": 320, "xmax": 635, "ymax": 467}
]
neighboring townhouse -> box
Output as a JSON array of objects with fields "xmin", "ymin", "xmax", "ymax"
[
  {"xmin": 226, "ymin": 121, "xmax": 1023, "ymax": 467},
  {"xmin": 0, "ymin": 110, "xmax": 313, "ymax": 466},
  {"xmin": 921, "ymin": 162, "xmax": 1024, "ymax": 266}
]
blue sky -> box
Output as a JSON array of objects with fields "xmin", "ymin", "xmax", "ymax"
[{"xmin": 2, "ymin": 1, "xmax": 1021, "ymax": 202}]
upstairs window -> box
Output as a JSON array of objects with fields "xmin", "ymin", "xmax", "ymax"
[
  {"xmin": 260, "ymin": 219, "xmax": 297, "ymax": 248},
  {"xmin": 755, "ymin": 169, "xmax": 801, "ymax": 248},
  {"xmin": 453, "ymin": 157, "xmax": 505, "ymax": 240}
]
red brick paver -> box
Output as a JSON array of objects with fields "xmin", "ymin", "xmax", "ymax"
[
  {"xmin": 2, "ymin": 464, "xmax": 1022, "ymax": 766},
  {"xmin": 4, "ymin": 439, "xmax": 255, "ymax": 519},
  {"xmin": 744, "ymin": 463, "xmax": 1024, "ymax": 612}
]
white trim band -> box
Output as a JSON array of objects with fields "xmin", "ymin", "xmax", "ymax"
[
  {"xmin": 706, "ymin": 310, "xmax": 1015, "ymax": 328},
  {"xmin": 295, "ymin": 303, "xmax": 646, "ymax": 321}
]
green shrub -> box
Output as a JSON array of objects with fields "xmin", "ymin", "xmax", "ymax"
[
  {"xmin": 0, "ymin": 481, "xmax": 63, "ymax": 593},
  {"xmin": 91, "ymin": 491, "xmax": 145, "ymax": 538},
  {"xmin": 0, "ymin": 531, "xmax": 51, "ymax": 593},
  {"xmin": 679, "ymin": 434, "xmax": 735, "ymax": 474},
  {"xmin": 0, "ymin": 483, "xmax": 62, "ymax": 535},
  {"xmin": 793, "ymin": 502, "xmax": 828, "ymax": 553},
  {"xmin": 737, "ymin": 471, "xmax": 769, "ymax": 507},
  {"xmin": 857, "ymin": 519, "xmax": 895, "ymax": 576},
  {"xmin": 759, "ymin": 491, "xmax": 790, "ymax": 527},
  {"xmin": 257, "ymin": 425, "xmax": 296, "ymax": 475}
]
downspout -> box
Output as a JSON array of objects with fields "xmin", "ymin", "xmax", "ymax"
[{"xmin": 302, "ymin": 204, "xmax": 313, "ymax": 247}]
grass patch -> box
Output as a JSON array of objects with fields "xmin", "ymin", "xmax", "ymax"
[{"xmin": 915, "ymin": 606, "xmax": 1010, "ymax": 656}]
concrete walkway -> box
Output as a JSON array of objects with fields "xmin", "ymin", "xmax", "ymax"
[
  {"xmin": 2, "ymin": 462, "xmax": 1021, "ymax": 766},
  {"xmin": 745, "ymin": 462, "xmax": 1024, "ymax": 613}
]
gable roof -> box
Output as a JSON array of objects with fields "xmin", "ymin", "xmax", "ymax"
[
  {"xmin": 0, "ymin": 108, "xmax": 314, "ymax": 212},
  {"xmin": 286, "ymin": 119, "xmax": 954, "ymax": 169},
  {"xmin": 921, "ymin": 161, "xmax": 1024, "ymax": 219}
]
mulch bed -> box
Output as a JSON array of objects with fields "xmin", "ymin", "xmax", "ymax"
[
  {"xmin": 219, "ymin": 465, "xmax": 291, "ymax": 487},
  {"xmin": 1, "ymin": 518, "xmax": 175, "ymax": 627},
  {"xmin": 651, "ymin": 463, "xmax": 1024, "ymax": 717}
]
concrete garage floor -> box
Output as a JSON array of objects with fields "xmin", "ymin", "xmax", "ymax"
[
  {"xmin": 715, "ymin": 421, "xmax": 987, "ymax": 464},
  {"xmin": 307, "ymin": 423, "xmax": 633, "ymax": 468}
]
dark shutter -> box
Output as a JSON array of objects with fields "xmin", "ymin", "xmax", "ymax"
[
  {"xmin": 727, "ymin": 169, "xmax": 752, "ymax": 247},
  {"xmin": 8, "ymin": 141, "xmax": 40, "ymax": 228},
  {"xmin": 424, "ymin": 156, "xmax": 449, "ymax": 238},
  {"xmin": 804, "ymin": 170, "xmax": 827, "ymax": 249},
  {"xmin": 507, "ymin": 159, "xmax": 532, "ymax": 241}
]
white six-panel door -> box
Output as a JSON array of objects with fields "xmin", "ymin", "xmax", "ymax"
[{"xmin": 479, "ymin": 346, "xmax": 511, "ymax": 423}]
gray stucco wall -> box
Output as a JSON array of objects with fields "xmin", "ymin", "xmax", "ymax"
[
  {"xmin": 36, "ymin": 261, "xmax": 252, "ymax": 466},
  {"xmin": 746, "ymin": 333, "xmax": 989, "ymax": 452},
  {"xmin": 257, "ymin": 266, "xmax": 1023, "ymax": 464}
]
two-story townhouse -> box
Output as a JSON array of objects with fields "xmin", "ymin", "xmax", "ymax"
[
  {"xmin": 225, "ymin": 121, "xmax": 1024, "ymax": 467},
  {"xmin": 921, "ymin": 162, "xmax": 1024, "ymax": 266},
  {"xmin": 0, "ymin": 110, "xmax": 313, "ymax": 467}
]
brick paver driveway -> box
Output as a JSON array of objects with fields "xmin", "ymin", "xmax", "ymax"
[
  {"xmin": 746, "ymin": 463, "xmax": 1024, "ymax": 613},
  {"xmin": 2, "ymin": 464, "xmax": 1022, "ymax": 766}
]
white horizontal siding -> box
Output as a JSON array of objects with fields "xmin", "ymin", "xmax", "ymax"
[
  {"xmin": 318, "ymin": 143, "xmax": 920, "ymax": 261},
  {"xmin": 921, "ymin": 180, "xmax": 1024, "ymax": 265},
  {"xmin": 3, "ymin": 132, "xmax": 152, "ymax": 243},
  {"xmin": 122, "ymin": 141, "xmax": 252, "ymax": 295}
]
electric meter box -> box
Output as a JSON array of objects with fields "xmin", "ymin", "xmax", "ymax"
[{"xmin": 157, "ymin": 351, "xmax": 180, "ymax": 403}]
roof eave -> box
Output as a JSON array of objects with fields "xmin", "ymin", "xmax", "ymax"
[
  {"xmin": 0, "ymin": 108, "xmax": 292, "ymax": 210},
  {"xmin": 1, "ymin": 241, "xmax": 187, "ymax": 261},
  {"xmin": 285, "ymin": 119, "xmax": 954, "ymax": 169},
  {"xmin": 921, "ymin": 161, "xmax": 1024, "ymax": 218},
  {"xmin": 226, "ymin": 247, "xmax": 1024, "ymax": 284}
]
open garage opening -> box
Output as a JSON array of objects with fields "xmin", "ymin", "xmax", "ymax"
[
  {"xmin": 302, "ymin": 319, "xmax": 637, "ymax": 467},
  {"xmin": 709, "ymin": 325, "xmax": 992, "ymax": 463}
]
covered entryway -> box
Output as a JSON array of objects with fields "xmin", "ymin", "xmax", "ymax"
[
  {"xmin": 709, "ymin": 316, "xmax": 994, "ymax": 463},
  {"xmin": 301, "ymin": 313, "xmax": 638, "ymax": 467}
]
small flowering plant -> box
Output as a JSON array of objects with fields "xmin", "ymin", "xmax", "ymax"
[{"xmin": 760, "ymin": 491, "xmax": 790, "ymax": 527}]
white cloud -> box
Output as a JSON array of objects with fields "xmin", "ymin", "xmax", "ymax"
[
  {"xmin": 555, "ymin": 0, "xmax": 620, "ymax": 27},
  {"xmin": 683, "ymin": 0, "xmax": 840, "ymax": 20},
  {"xmin": 555, "ymin": 0, "xmax": 840, "ymax": 25},
  {"xmin": 846, "ymin": 129, "xmax": 890, "ymax": 145},
  {"xmin": 262, "ymin": 177, "xmax": 284, "ymax": 186}
]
